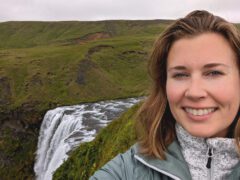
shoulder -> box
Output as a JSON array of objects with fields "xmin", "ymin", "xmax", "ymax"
[
  {"xmin": 89, "ymin": 144, "xmax": 139, "ymax": 180},
  {"xmin": 89, "ymin": 141, "xmax": 191, "ymax": 180}
]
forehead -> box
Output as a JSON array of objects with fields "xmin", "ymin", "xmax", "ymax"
[{"xmin": 167, "ymin": 33, "xmax": 237, "ymax": 68}]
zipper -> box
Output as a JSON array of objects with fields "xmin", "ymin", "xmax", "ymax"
[
  {"xmin": 134, "ymin": 155, "xmax": 181, "ymax": 180},
  {"xmin": 206, "ymin": 148, "xmax": 212, "ymax": 169},
  {"xmin": 206, "ymin": 148, "xmax": 213, "ymax": 180}
]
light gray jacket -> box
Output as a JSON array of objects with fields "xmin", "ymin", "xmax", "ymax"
[{"xmin": 89, "ymin": 141, "xmax": 240, "ymax": 180}]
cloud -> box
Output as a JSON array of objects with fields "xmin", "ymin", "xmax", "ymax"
[{"xmin": 0, "ymin": 0, "xmax": 239, "ymax": 22}]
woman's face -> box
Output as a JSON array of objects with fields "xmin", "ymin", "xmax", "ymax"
[{"xmin": 166, "ymin": 33, "xmax": 240, "ymax": 138}]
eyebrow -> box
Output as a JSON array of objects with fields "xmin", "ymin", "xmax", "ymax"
[{"xmin": 167, "ymin": 63, "xmax": 230, "ymax": 71}]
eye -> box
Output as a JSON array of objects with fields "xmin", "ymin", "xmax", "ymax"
[
  {"xmin": 172, "ymin": 73, "xmax": 189, "ymax": 79},
  {"xmin": 206, "ymin": 70, "xmax": 224, "ymax": 76}
]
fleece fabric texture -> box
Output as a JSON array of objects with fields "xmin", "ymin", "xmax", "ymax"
[{"xmin": 176, "ymin": 123, "xmax": 240, "ymax": 180}]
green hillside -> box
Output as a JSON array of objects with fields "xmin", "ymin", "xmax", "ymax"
[
  {"xmin": 0, "ymin": 20, "xmax": 171, "ymax": 114},
  {"xmin": 0, "ymin": 20, "xmax": 169, "ymax": 179},
  {"xmin": 0, "ymin": 20, "xmax": 169, "ymax": 49}
]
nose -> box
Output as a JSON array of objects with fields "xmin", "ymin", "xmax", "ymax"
[{"xmin": 184, "ymin": 79, "xmax": 207, "ymax": 100}]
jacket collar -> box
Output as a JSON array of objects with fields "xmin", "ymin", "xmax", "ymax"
[
  {"xmin": 133, "ymin": 140, "xmax": 240, "ymax": 180},
  {"xmin": 133, "ymin": 141, "xmax": 192, "ymax": 180},
  {"xmin": 176, "ymin": 123, "xmax": 239, "ymax": 179}
]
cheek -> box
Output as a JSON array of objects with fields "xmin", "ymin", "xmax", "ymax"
[
  {"xmin": 217, "ymin": 87, "xmax": 240, "ymax": 111},
  {"xmin": 166, "ymin": 81, "xmax": 184, "ymax": 105},
  {"xmin": 213, "ymin": 77, "xmax": 240, "ymax": 106}
]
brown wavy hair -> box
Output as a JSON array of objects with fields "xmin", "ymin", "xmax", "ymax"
[{"xmin": 136, "ymin": 10, "xmax": 240, "ymax": 159}]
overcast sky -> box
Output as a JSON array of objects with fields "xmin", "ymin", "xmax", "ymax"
[{"xmin": 0, "ymin": 0, "xmax": 240, "ymax": 23}]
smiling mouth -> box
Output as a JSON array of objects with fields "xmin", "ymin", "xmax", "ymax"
[{"xmin": 184, "ymin": 107, "xmax": 218, "ymax": 116}]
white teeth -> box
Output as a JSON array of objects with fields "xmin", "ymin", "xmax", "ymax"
[{"xmin": 185, "ymin": 108, "xmax": 215, "ymax": 116}]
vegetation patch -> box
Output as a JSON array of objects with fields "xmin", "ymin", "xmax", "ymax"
[
  {"xmin": 0, "ymin": 127, "xmax": 38, "ymax": 180},
  {"xmin": 64, "ymin": 32, "xmax": 111, "ymax": 45}
]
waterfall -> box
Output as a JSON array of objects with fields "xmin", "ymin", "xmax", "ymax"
[{"xmin": 34, "ymin": 97, "xmax": 142, "ymax": 180}]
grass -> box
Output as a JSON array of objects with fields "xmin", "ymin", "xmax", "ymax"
[{"xmin": 0, "ymin": 34, "xmax": 154, "ymax": 112}]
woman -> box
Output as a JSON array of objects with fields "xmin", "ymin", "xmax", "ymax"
[{"xmin": 90, "ymin": 10, "xmax": 240, "ymax": 180}]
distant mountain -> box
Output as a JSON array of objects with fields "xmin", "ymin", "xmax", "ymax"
[{"xmin": 0, "ymin": 20, "xmax": 172, "ymax": 49}]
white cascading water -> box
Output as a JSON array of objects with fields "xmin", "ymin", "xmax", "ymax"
[{"xmin": 34, "ymin": 97, "xmax": 142, "ymax": 180}]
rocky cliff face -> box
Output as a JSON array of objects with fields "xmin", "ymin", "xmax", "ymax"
[
  {"xmin": 0, "ymin": 102, "xmax": 47, "ymax": 179},
  {"xmin": 0, "ymin": 73, "xmax": 40, "ymax": 178}
]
